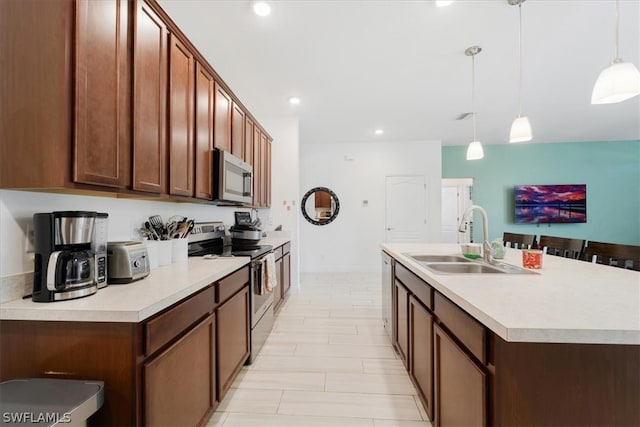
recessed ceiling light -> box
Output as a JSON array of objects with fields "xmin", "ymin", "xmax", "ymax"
[
  {"xmin": 436, "ymin": 1, "xmax": 454, "ymax": 7},
  {"xmin": 375, "ymin": 129, "xmax": 384, "ymax": 135},
  {"xmin": 288, "ymin": 97, "xmax": 301, "ymax": 105},
  {"xmin": 252, "ymin": 1, "xmax": 271, "ymax": 17}
]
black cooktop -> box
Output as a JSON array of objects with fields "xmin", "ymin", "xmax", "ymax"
[{"xmin": 188, "ymin": 240, "xmax": 272, "ymax": 259}]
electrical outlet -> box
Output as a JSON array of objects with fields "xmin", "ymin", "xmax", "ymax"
[{"xmin": 25, "ymin": 223, "xmax": 35, "ymax": 253}]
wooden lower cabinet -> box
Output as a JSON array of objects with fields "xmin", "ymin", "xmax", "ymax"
[
  {"xmin": 217, "ymin": 286, "xmax": 250, "ymax": 399},
  {"xmin": 0, "ymin": 267, "xmax": 256, "ymax": 426},
  {"xmin": 274, "ymin": 256, "xmax": 283, "ymax": 310},
  {"xmin": 144, "ymin": 313, "xmax": 215, "ymax": 426},
  {"xmin": 409, "ymin": 295, "xmax": 434, "ymax": 421},
  {"xmin": 394, "ymin": 280, "xmax": 409, "ymax": 367},
  {"xmin": 434, "ymin": 323, "xmax": 487, "ymax": 427},
  {"xmin": 282, "ymin": 251, "xmax": 291, "ymax": 296}
]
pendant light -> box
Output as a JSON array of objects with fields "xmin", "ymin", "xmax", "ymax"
[
  {"xmin": 591, "ymin": 0, "xmax": 640, "ymax": 104},
  {"xmin": 465, "ymin": 46, "xmax": 484, "ymax": 160},
  {"xmin": 509, "ymin": 0, "xmax": 532, "ymax": 143}
]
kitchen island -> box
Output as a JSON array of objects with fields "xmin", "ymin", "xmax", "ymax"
[{"xmin": 382, "ymin": 243, "xmax": 639, "ymax": 427}]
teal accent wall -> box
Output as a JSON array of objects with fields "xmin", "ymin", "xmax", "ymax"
[{"xmin": 442, "ymin": 140, "xmax": 640, "ymax": 245}]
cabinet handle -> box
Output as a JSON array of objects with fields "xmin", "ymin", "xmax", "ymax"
[{"xmin": 386, "ymin": 227, "xmax": 394, "ymax": 231}]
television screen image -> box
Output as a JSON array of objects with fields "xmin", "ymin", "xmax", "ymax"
[{"xmin": 514, "ymin": 184, "xmax": 587, "ymax": 224}]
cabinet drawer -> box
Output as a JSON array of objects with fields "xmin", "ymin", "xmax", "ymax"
[
  {"xmin": 396, "ymin": 263, "xmax": 432, "ymax": 310},
  {"xmin": 282, "ymin": 242, "xmax": 291, "ymax": 255},
  {"xmin": 218, "ymin": 266, "xmax": 250, "ymax": 304},
  {"xmin": 145, "ymin": 285, "xmax": 215, "ymax": 356},
  {"xmin": 434, "ymin": 292, "xmax": 487, "ymax": 364},
  {"xmin": 273, "ymin": 246, "xmax": 283, "ymax": 260}
]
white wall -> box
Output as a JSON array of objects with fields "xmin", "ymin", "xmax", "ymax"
[
  {"xmin": 0, "ymin": 190, "xmax": 266, "ymax": 278},
  {"xmin": 260, "ymin": 117, "xmax": 300, "ymax": 286},
  {"xmin": 299, "ymin": 140, "xmax": 442, "ymax": 273}
]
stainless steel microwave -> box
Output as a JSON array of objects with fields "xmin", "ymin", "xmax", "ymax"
[{"xmin": 212, "ymin": 149, "xmax": 253, "ymax": 205}]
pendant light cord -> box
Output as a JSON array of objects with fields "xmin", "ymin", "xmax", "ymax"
[
  {"xmin": 518, "ymin": 3, "xmax": 523, "ymax": 116},
  {"xmin": 472, "ymin": 54, "xmax": 477, "ymax": 140},
  {"xmin": 614, "ymin": 0, "xmax": 619, "ymax": 59}
]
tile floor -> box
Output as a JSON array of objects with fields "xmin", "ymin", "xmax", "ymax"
[{"xmin": 206, "ymin": 273, "xmax": 433, "ymax": 427}]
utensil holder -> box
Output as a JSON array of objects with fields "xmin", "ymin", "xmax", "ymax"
[
  {"xmin": 171, "ymin": 238, "xmax": 188, "ymax": 263},
  {"xmin": 144, "ymin": 240, "xmax": 160, "ymax": 270},
  {"xmin": 157, "ymin": 240, "xmax": 173, "ymax": 266}
]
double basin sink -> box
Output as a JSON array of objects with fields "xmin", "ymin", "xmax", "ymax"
[{"xmin": 405, "ymin": 254, "xmax": 537, "ymax": 275}]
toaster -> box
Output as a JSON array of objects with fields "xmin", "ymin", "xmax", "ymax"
[{"xmin": 107, "ymin": 241, "xmax": 150, "ymax": 284}]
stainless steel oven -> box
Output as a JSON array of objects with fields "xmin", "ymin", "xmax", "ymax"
[
  {"xmin": 248, "ymin": 251, "xmax": 275, "ymax": 364},
  {"xmin": 186, "ymin": 221, "xmax": 274, "ymax": 364}
]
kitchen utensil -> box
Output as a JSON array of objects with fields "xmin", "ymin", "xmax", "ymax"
[
  {"xmin": 149, "ymin": 215, "xmax": 165, "ymax": 239},
  {"xmin": 180, "ymin": 220, "xmax": 194, "ymax": 238},
  {"xmin": 144, "ymin": 221, "xmax": 159, "ymax": 240}
]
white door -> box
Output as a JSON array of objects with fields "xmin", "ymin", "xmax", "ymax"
[
  {"xmin": 441, "ymin": 178, "xmax": 473, "ymax": 244},
  {"xmin": 441, "ymin": 186, "xmax": 460, "ymax": 243},
  {"xmin": 385, "ymin": 175, "xmax": 427, "ymax": 243}
]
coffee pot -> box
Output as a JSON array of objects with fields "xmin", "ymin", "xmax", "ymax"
[{"xmin": 32, "ymin": 211, "xmax": 98, "ymax": 302}]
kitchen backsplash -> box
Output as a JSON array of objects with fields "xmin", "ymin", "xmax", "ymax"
[{"xmin": 0, "ymin": 189, "xmax": 272, "ymax": 281}]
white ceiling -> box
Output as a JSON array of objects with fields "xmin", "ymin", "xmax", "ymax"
[{"xmin": 158, "ymin": 0, "xmax": 640, "ymax": 146}]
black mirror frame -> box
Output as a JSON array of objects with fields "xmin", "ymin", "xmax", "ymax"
[{"xmin": 300, "ymin": 187, "xmax": 340, "ymax": 226}]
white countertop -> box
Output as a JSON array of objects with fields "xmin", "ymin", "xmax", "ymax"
[
  {"xmin": 382, "ymin": 243, "xmax": 640, "ymax": 345},
  {"xmin": 1, "ymin": 237, "xmax": 292, "ymax": 323},
  {"xmin": 0, "ymin": 257, "xmax": 249, "ymax": 323}
]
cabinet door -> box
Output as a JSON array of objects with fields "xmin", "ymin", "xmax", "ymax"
[
  {"xmin": 75, "ymin": 0, "xmax": 130, "ymax": 188},
  {"xmin": 395, "ymin": 280, "xmax": 409, "ymax": 367},
  {"xmin": 282, "ymin": 252, "xmax": 291, "ymax": 296},
  {"xmin": 244, "ymin": 117, "xmax": 254, "ymax": 165},
  {"xmin": 434, "ymin": 323, "xmax": 487, "ymax": 427},
  {"xmin": 194, "ymin": 62, "xmax": 214, "ymax": 200},
  {"xmin": 395, "ymin": 281, "xmax": 410, "ymax": 365},
  {"xmin": 231, "ymin": 102, "xmax": 245, "ymax": 159},
  {"xmin": 144, "ymin": 314, "xmax": 216, "ymax": 427},
  {"xmin": 410, "ymin": 295, "xmax": 434, "ymax": 421},
  {"xmin": 252, "ymin": 128, "xmax": 262, "ymax": 206},
  {"xmin": 133, "ymin": 0, "xmax": 167, "ymax": 193},
  {"xmin": 168, "ymin": 33, "xmax": 194, "ymax": 197},
  {"xmin": 213, "ymin": 82, "xmax": 232, "ymax": 152},
  {"xmin": 217, "ymin": 286, "xmax": 250, "ymax": 399},
  {"xmin": 260, "ymin": 133, "xmax": 268, "ymax": 207},
  {"xmin": 274, "ymin": 257, "xmax": 283, "ymax": 310},
  {"xmin": 266, "ymin": 139, "xmax": 272, "ymax": 207}
]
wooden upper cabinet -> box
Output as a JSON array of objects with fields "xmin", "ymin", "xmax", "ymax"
[
  {"xmin": 194, "ymin": 62, "xmax": 214, "ymax": 200},
  {"xmin": 74, "ymin": 0, "xmax": 130, "ymax": 188},
  {"xmin": 213, "ymin": 82, "xmax": 232, "ymax": 152},
  {"xmin": 260, "ymin": 133, "xmax": 269, "ymax": 207},
  {"xmin": 244, "ymin": 117, "xmax": 254, "ymax": 165},
  {"xmin": 132, "ymin": 0, "xmax": 167, "ymax": 194},
  {"xmin": 168, "ymin": 33, "xmax": 194, "ymax": 197},
  {"xmin": 231, "ymin": 103, "xmax": 245, "ymax": 159},
  {"xmin": 252, "ymin": 128, "xmax": 262, "ymax": 206},
  {"xmin": 266, "ymin": 139, "xmax": 272, "ymax": 207}
]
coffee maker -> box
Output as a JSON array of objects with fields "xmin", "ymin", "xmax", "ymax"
[
  {"xmin": 92, "ymin": 212, "xmax": 109, "ymax": 289},
  {"xmin": 32, "ymin": 211, "xmax": 98, "ymax": 302}
]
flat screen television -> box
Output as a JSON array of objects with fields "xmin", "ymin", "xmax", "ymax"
[{"xmin": 514, "ymin": 184, "xmax": 587, "ymax": 224}]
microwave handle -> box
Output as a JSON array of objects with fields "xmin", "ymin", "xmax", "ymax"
[{"xmin": 243, "ymin": 172, "xmax": 252, "ymax": 197}]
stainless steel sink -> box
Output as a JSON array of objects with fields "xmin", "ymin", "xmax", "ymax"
[
  {"xmin": 406, "ymin": 254, "xmax": 472, "ymax": 263},
  {"xmin": 424, "ymin": 263, "xmax": 506, "ymax": 274},
  {"xmin": 404, "ymin": 253, "xmax": 537, "ymax": 275},
  {"xmin": 423, "ymin": 261, "xmax": 537, "ymax": 275}
]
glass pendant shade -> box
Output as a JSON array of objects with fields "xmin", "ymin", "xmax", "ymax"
[
  {"xmin": 591, "ymin": 60, "xmax": 640, "ymax": 104},
  {"xmin": 509, "ymin": 116, "xmax": 533, "ymax": 143},
  {"xmin": 466, "ymin": 140, "xmax": 484, "ymax": 160}
]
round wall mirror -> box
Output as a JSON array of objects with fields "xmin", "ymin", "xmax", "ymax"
[{"xmin": 301, "ymin": 187, "xmax": 340, "ymax": 226}]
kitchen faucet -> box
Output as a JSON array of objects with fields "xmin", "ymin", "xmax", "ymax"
[{"xmin": 458, "ymin": 205, "xmax": 492, "ymax": 263}]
